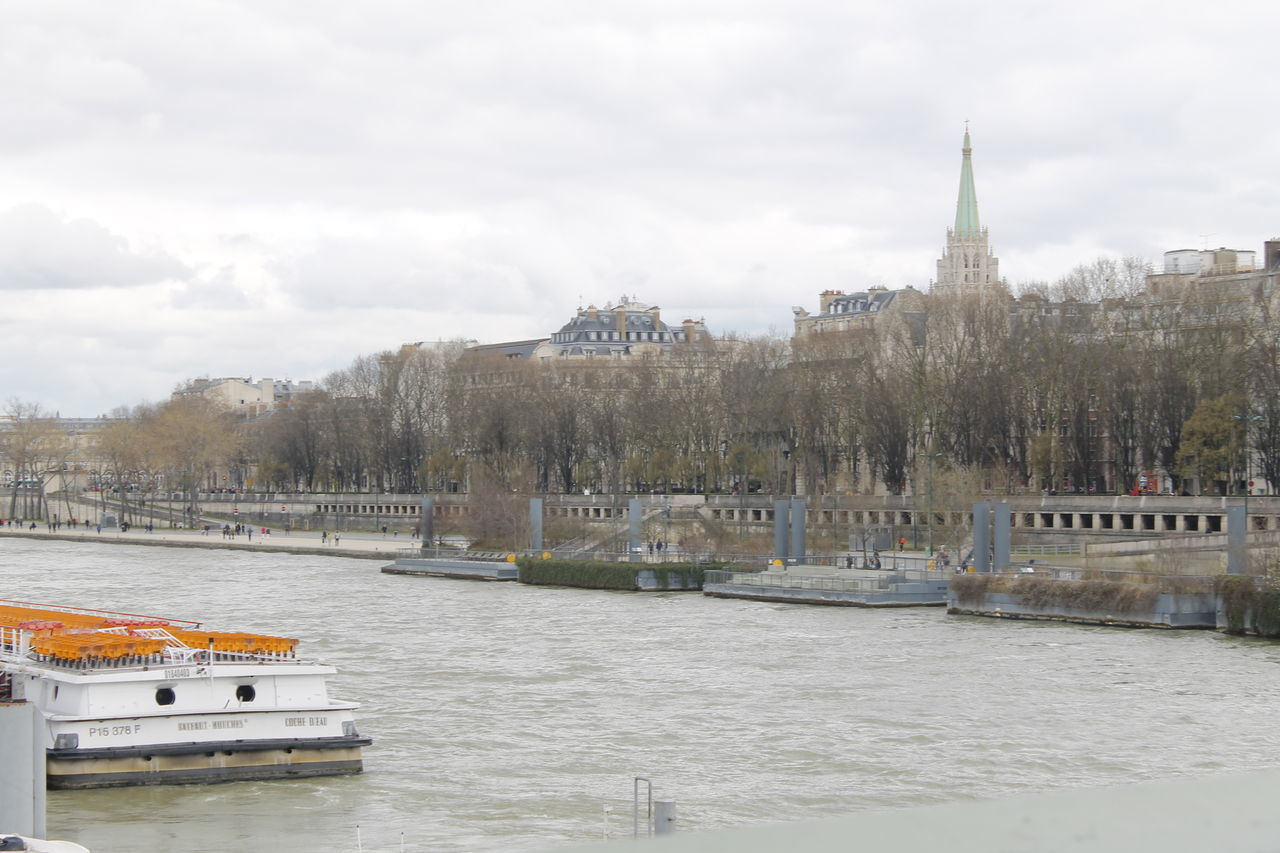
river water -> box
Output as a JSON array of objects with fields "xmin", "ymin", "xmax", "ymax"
[{"xmin": 5, "ymin": 538, "xmax": 1280, "ymax": 852}]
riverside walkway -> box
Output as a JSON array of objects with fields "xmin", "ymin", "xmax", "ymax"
[{"xmin": 0, "ymin": 525, "xmax": 414, "ymax": 561}]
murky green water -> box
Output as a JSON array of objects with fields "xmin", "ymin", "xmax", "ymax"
[{"xmin": 5, "ymin": 539, "xmax": 1279, "ymax": 851}]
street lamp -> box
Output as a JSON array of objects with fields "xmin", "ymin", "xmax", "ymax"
[
  {"xmin": 1234, "ymin": 413, "xmax": 1262, "ymax": 530},
  {"xmin": 918, "ymin": 452, "xmax": 944, "ymax": 556}
]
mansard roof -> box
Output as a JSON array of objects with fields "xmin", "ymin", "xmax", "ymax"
[{"xmin": 822, "ymin": 289, "xmax": 900, "ymax": 317}]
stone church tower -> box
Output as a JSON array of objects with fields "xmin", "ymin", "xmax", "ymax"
[{"xmin": 934, "ymin": 129, "xmax": 1000, "ymax": 292}]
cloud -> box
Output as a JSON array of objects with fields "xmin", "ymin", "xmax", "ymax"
[
  {"xmin": 169, "ymin": 265, "xmax": 254, "ymax": 310},
  {"xmin": 1, "ymin": 0, "xmax": 1280, "ymax": 415},
  {"xmin": 0, "ymin": 204, "xmax": 189, "ymax": 290}
]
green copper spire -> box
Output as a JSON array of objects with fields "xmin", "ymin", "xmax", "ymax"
[{"xmin": 953, "ymin": 127, "xmax": 981, "ymax": 238}]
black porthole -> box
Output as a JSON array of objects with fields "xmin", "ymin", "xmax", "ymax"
[
  {"xmin": 155, "ymin": 687, "xmax": 176, "ymax": 706},
  {"xmin": 235, "ymin": 684, "xmax": 256, "ymax": 702}
]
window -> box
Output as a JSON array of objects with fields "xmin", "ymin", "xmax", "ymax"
[
  {"xmin": 156, "ymin": 687, "xmax": 176, "ymax": 706},
  {"xmin": 236, "ymin": 684, "xmax": 256, "ymax": 702}
]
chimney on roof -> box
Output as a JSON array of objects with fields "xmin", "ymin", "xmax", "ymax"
[
  {"xmin": 819, "ymin": 290, "xmax": 843, "ymax": 313},
  {"xmin": 616, "ymin": 305, "xmax": 627, "ymax": 339},
  {"xmin": 587, "ymin": 304, "xmax": 598, "ymax": 321},
  {"xmin": 682, "ymin": 319, "xmax": 697, "ymax": 343},
  {"xmin": 1265, "ymin": 240, "xmax": 1280, "ymax": 272}
]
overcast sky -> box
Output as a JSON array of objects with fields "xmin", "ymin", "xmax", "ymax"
[{"xmin": 3, "ymin": 0, "xmax": 1277, "ymax": 416}]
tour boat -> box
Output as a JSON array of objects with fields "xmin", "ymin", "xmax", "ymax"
[{"xmin": 0, "ymin": 599, "xmax": 370, "ymax": 789}]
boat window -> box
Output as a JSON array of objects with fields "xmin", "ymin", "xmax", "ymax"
[
  {"xmin": 236, "ymin": 685, "xmax": 256, "ymax": 702},
  {"xmin": 155, "ymin": 687, "xmax": 176, "ymax": 706}
]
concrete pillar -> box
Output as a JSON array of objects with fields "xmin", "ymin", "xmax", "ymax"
[
  {"xmin": 993, "ymin": 503, "xmax": 1011, "ymax": 571},
  {"xmin": 529, "ymin": 498, "xmax": 543, "ymax": 551},
  {"xmin": 773, "ymin": 500, "xmax": 790, "ymax": 563},
  {"xmin": 628, "ymin": 498, "xmax": 642, "ymax": 557},
  {"xmin": 790, "ymin": 498, "xmax": 807, "ymax": 564},
  {"xmin": 0, "ymin": 701, "xmax": 45, "ymax": 839},
  {"xmin": 973, "ymin": 503, "xmax": 991, "ymax": 573},
  {"xmin": 1227, "ymin": 504, "xmax": 1246, "ymax": 575},
  {"xmin": 419, "ymin": 496, "xmax": 434, "ymax": 546}
]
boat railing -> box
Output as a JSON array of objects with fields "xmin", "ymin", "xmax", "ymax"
[
  {"xmin": 703, "ymin": 568, "xmax": 946, "ymax": 593},
  {"xmin": 2, "ymin": 624, "xmax": 310, "ymax": 673},
  {"xmin": 0, "ymin": 623, "xmax": 30, "ymax": 660},
  {"xmin": 97, "ymin": 626, "xmax": 304, "ymax": 665},
  {"xmin": 0, "ymin": 598, "xmax": 203, "ymax": 629}
]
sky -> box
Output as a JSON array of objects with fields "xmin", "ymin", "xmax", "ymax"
[{"xmin": 3, "ymin": 0, "xmax": 1278, "ymax": 416}]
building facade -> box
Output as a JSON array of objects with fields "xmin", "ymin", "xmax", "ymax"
[
  {"xmin": 792, "ymin": 286, "xmax": 925, "ymax": 339},
  {"xmin": 173, "ymin": 377, "xmax": 315, "ymax": 416}
]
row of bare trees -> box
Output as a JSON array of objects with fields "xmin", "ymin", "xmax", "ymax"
[
  {"xmin": 6, "ymin": 278, "xmax": 1279, "ymax": 510},
  {"xmin": 233, "ymin": 283, "xmax": 1280, "ymax": 498},
  {"xmin": 0, "ymin": 397, "xmax": 237, "ymax": 524}
]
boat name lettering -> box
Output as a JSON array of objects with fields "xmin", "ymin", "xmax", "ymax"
[
  {"xmin": 164, "ymin": 668, "xmax": 193, "ymax": 680},
  {"xmin": 87, "ymin": 724, "xmax": 142, "ymax": 737},
  {"xmin": 178, "ymin": 722, "xmax": 208, "ymax": 731},
  {"xmin": 284, "ymin": 716, "xmax": 328, "ymax": 727},
  {"xmin": 213, "ymin": 719, "xmax": 245, "ymax": 730}
]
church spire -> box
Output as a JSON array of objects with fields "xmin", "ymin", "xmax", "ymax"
[
  {"xmin": 934, "ymin": 125, "xmax": 999, "ymax": 292},
  {"xmin": 953, "ymin": 126, "xmax": 980, "ymax": 239}
]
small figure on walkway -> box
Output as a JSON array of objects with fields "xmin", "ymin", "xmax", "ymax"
[
  {"xmin": 321, "ymin": 530, "xmax": 328, "ymax": 544},
  {"xmin": 334, "ymin": 534, "xmax": 340, "ymax": 547},
  {"xmin": 898, "ymin": 536, "xmax": 906, "ymax": 552}
]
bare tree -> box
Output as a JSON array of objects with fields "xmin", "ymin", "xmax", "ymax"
[{"xmin": 1, "ymin": 400, "xmax": 67, "ymax": 521}]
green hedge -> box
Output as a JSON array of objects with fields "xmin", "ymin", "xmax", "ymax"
[
  {"xmin": 950, "ymin": 573, "xmax": 1159, "ymax": 615},
  {"xmin": 516, "ymin": 557, "xmax": 718, "ymax": 590},
  {"xmin": 1216, "ymin": 575, "xmax": 1280, "ymax": 636}
]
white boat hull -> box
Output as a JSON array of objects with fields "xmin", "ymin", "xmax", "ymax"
[
  {"xmin": 45, "ymin": 733, "xmax": 367, "ymax": 789},
  {"xmin": 1, "ymin": 605, "xmax": 371, "ymax": 789}
]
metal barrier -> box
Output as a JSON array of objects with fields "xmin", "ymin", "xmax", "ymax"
[
  {"xmin": 703, "ymin": 568, "xmax": 945, "ymax": 593},
  {"xmin": 1012, "ymin": 543, "xmax": 1083, "ymax": 557}
]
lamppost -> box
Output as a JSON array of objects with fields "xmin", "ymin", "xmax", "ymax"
[
  {"xmin": 1234, "ymin": 413, "xmax": 1262, "ymax": 529},
  {"xmin": 919, "ymin": 452, "xmax": 944, "ymax": 556},
  {"xmin": 663, "ymin": 503, "xmax": 671, "ymax": 556},
  {"xmin": 733, "ymin": 447, "xmax": 747, "ymax": 540}
]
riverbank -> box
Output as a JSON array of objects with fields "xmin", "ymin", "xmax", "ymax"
[{"xmin": 0, "ymin": 527, "xmax": 402, "ymax": 561}]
